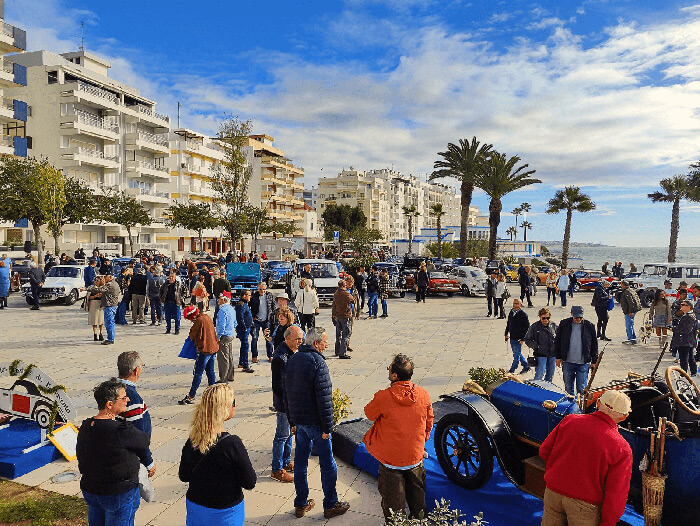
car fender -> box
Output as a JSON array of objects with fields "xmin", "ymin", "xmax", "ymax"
[{"xmin": 440, "ymin": 392, "xmax": 525, "ymax": 487}]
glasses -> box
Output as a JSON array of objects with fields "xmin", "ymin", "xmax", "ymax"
[
  {"xmin": 540, "ymin": 317, "xmax": 550, "ymax": 320},
  {"xmin": 573, "ymin": 317, "xmax": 583, "ymax": 320}
]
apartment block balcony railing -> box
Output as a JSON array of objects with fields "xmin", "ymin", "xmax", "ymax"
[
  {"xmin": 73, "ymin": 80, "xmax": 121, "ymax": 105},
  {"xmin": 74, "ymin": 110, "xmax": 119, "ymax": 133},
  {"xmin": 136, "ymin": 104, "xmax": 169, "ymax": 124},
  {"xmin": 139, "ymin": 188, "xmax": 170, "ymax": 199},
  {"xmin": 137, "ymin": 131, "xmax": 168, "ymax": 147},
  {"xmin": 0, "ymin": 21, "xmax": 26, "ymax": 51},
  {"xmin": 1, "ymin": 59, "xmax": 12, "ymax": 74},
  {"xmin": 0, "ymin": 97, "xmax": 13, "ymax": 111},
  {"xmin": 75, "ymin": 147, "xmax": 119, "ymax": 162},
  {"xmin": 137, "ymin": 160, "xmax": 168, "ymax": 173}
]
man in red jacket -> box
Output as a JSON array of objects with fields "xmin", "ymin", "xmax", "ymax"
[
  {"xmin": 539, "ymin": 390, "xmax": 633, "ymax": 526},
  {"xmin": 363, "ymin": 354, "xmax": 434, "ymax": 520}
]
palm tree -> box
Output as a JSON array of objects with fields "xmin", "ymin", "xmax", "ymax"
[
  {"xmin": 506, "ymin": 226, "xmax": 517, "ymax": 241},
  {"xmin": 431, "ymin": 137, "xmax": 493, "ymax": 259},
  {"xmin": 521, "ymin": 220, "xmax": 533, "ymax": 242},
  {"xmin": 511, "ymin": 206, "xmax": 522, "ymax": 239},
  {"xmin": 545, "ymin": 186, "xmax": 596, "ymax": 269},
  {"xmin": 648, "ymin": 175, "xmax": 700, "ymax": 262},
  {"xmin": 402, "ymin": 205, "xmax": 420, "ymax": 255},
  {"xmin": 430, "ymin": 203, "xmax": 446, "ymax": 260},
  {"xmin": 478, "ymin": 152, "xmax": 541, "ymax": 259}
]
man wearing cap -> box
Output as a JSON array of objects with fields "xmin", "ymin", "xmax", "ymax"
[
  {"xmin": 99, "ymin": 256, "xmax": 113, "ymax": 276},
  {"xmin": 249, "ymin": 282, "xmax": 275, "ymax": 361},
  {"xmin": 670, "ymin": 300, "xmax": 697, "ymax": 376},
  {"xmin": 554, "ymin": 306, "xmax": 598, "ymax": 396},
  {"xmin": 266, "ymin": 293, "xmax": 298, "ymax": 347},
  {"xmin": 539, "ymin": 390, "xmax": 632, "ymax": 526},
  {"xmin": 160, "ymin": 273, "xmax": 184, "ymax": 335},
  {"xmin": 216, "ymin": 291, "xmax": 237, "ymax": 382},
  {"xmin": 331, "ymin": 280, "xmax": 353, "ymax": 360},
  {"xmin": 619, "ymin": 281, "xmax": 642, "ymax": 344},
  {"xmin": 129, "ymin": 267, "xmax": 148, "ymax": 325},
  {"xmin": 179, "ymin": 305, "xmax": 218, "ymax": 404}
]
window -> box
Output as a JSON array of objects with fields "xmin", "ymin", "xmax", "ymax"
[
  {"xmin": 668, "ymin": 267, "xmax": 683, "ymax": 279},
  {"xmin": 686, "ymin": 268, "xmax": 700, "ymax": 280}
]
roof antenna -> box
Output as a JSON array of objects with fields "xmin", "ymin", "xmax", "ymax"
[{"xmin": 79, "ymin": 21, "xmax": 85, "ymax": 51}]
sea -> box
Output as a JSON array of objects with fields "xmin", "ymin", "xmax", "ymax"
[{"xmin": 544, "ymin": 246, "xmax": 700, "ymax": 271}]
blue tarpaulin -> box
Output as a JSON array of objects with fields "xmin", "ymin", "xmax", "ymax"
[{"xmin": 352, "ymin": 425, "xmax": 645, "ymax": 526}]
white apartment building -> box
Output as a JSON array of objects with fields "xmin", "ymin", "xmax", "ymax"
[
  {"xmin": 0, "ymin": 5, "xmax": 28, "ymax": 247},
  {"xmin": 316, "ymin": 167, "xmax": 477, "ymax": 243},
  {"xmin": 6, "ymin": 49, "xmax": 172, "ymax": 255}
]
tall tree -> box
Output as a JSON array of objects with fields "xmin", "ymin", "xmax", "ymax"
[
  {"xmin": 430, "ymin": 203, "xmax": 446, "ymax": 260},
  {"xmin": 519, "ymin": 202, "xmax": 531, "ymax": 217},
  {"xmin": 506, "ymin": 226, "xmax": 517, "ymax": 241},
  {"xmin": 520, "ymin": 220, "xmax": 532, "ymax": 242},
  {"xmin": 347, "ymin": 227, "xmax": 383, "ymax": 254},
  {"xmin": 545, "ymin": 186, "xmax": 595, "ymax": 269},
  {"xmin": 244, "ymin": 205, "xmax": 297, "ymax": 252},
  {"xmin": 402, "ymin": 205, "xmax": 420, "ymax": 255},
  {"xmin": 211, "ymin": 117, "xmax": 253, "ymax": 250},
  {"xmin": 0, "ymin": 157, "xmax": 65, "ymax": 265},
  {"xmin": 431, "ymin": 137, "xmax": 493, "ymax": 259},
  {"xmin": 321, "ymin": 203, "xmax": 367, "ymax": 242},
  {"xmin": 102, "ymin": 191, "xmax": 151, "ymax": 256},
  {"xmin": 478, "ymin": 153, "xmax": 540, "ymax": 260},
  {"xmin": 511, "ymin": 206, "xmax": 522, "ymax": 239},
  {"xmin": 47, "ymin": 177, "xmax": 99, "ymax": 254},
  {"xmin": 647, "ymin": 175, "xmax": 700, "ymax": 263},
  {"xmin": 166, "ymin": 201, "xmax": 218, "ymax": 252}
]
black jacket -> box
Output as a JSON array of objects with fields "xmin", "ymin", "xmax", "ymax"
[
  {"xmin": 671, "ymin": 313, "xmax": 697, "ymax": 348},
  {"xmin": 249, "ymin": 290, "xmax": 274, "ymax": 319},
  {"xmin": 129, "ymin": 273, "xmax": 148, "ymax": 295},
  {"xmin": 212, "ymin": 277, "xmax": 231, "ymax": 299},
  {"xmin": 416, "ymin": 270, "xmax": 429, "ymax": 287},
  {"xmin": 505, "ymin": 308, "xmax": 530, "ymax": 340},
  {"xmin": 366, "ymin": 273, "xmax": 380, "ymax": 294},
  {"xmin": 518, "ymin": 269, "xmax": 530, "ymax": 287},
  {"xmin": 284, "ymin": 344, "xmax": 333, "ymax": 433},
  {"xmin": 272, "ymin": 342, "xmax": 294, "ymax": 412},
  {"xmin": 28, "ymin": 267, "xmax": 45, "ymax": 286},
  {"xmin": 591, "ymin": 284, "xmax": 611, "ymax": 308},
  {"xmin": 485, "ymin": 277, "xmax": 498, "ymax": 297},
  {"xmin": 524, "ymin": 320, "xmax": 558, "ymax": 357},
  {"xmin": 554, "ymin": 318, "xmax": 598, "ymax": 364}
]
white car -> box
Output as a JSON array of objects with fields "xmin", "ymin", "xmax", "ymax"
[
  {"xmin": 450, "ymin": 266, "xmax": 488, "ymax": 297},
  {"xmin": 21, "ymin": 265, "xmax": 88, "ymax": 306}
]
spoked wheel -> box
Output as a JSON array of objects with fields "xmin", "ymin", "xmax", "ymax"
[
  {"xmin": 665, "ymin": 366, "xmax": 700, "ymax": 415},
  {"xmin": 434, "ymin": 414, "xmax": 493, "ymax": 489}
]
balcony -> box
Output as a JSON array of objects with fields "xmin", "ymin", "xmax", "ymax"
[
  {"xmin": 124, "ymin": 103, "xmax": 170, "ymax": 131},
  {"xmin": 126, "ymin": 160, "xmax": 171, "ymax": 182},
  {"xmin": 61, "ymin": 80, "xmax": 121, "ymax": 110},
  {"xmin": 61, "ymin": 146, "xmax": 120, "ymax": 170},
  {"xmin": 127, "ymin": 186, "xmax": 170, "ymax": 205},
  {"xmin": 0, "ymin": 58, "xmax": 26, "ymax": 87},
  {"xmin": 125, "ymin": 131, "xmax": 170, "ymax": 154},
  {"xmin": 0, "ymin": 21, "xmax": 26, "ymax": 54},
  {"xmin": 0, "ymin": 134, "xmax": 14, "ymax": 155},
  {"xmin": 87, "ymin": 181, "xmax": 120, "ymax": 195},
  {"xmin": 0, "ymin": 97, "xmax": 25, "ymax": 123},
  {"xmin": 148, "ymin": 217, "xmax": 171, "ymax": 233},
  {"xmin": 60, "ymin": 110, "xmax": 120, "ymax": 141}
]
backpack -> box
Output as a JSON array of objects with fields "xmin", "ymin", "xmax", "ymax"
[
  {"xmin": 148, "ymin": 276, "xmax": 162, "ymax": 296},
  {"xmin": 629, "ymin": 289, "xmax": 642, "ymax": 313}
]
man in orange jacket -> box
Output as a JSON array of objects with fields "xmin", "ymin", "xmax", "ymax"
[{"xmin": 363, "ymin": 354, "xmax": 434, "ymax": 520}]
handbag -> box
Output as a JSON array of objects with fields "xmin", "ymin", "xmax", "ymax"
[
  {"xmin": 179, "ymin": 337, "xmax": 197, "ymax": 360},
  {"xmin": 138, "ymin": 463, "xmax": 155, "ymax": 502},
  {"xmin": 502, "ymin": 287, "xmax": 511, "ymax": 300}
]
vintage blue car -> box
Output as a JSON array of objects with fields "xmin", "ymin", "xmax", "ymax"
[
  {"xmin": 262, "ymin": 260, "xmax": 293, "ymax": 288},
  {"xmin": 433, "ymin": 364, "xmax": 700, "ymax": 526}
]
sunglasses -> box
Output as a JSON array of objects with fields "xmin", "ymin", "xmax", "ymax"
[{"xmin": 540, "ymin": 317, "xmax": 550, "ymax": 320}]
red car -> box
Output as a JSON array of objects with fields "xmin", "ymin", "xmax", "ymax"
[
  {"xmin": 573, "ymin": 270, "xmax": 615, "ymax": 291},
  {"xmin": 427, "ymin": 271, "xmax": 460, "ymax": 297}
]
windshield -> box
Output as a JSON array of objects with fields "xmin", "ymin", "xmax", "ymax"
[
  {"xmin": 574, "ymin": 271, "xmax": 587, "ymax": 278},
  {"xmin": 375, "ymin": 264, "xmax": 398, "ymax": 273},
  {"xmin": 470, "ymin": 270, "xmax": 486, "ymax": 278},
  {"xmin": 297, "ymin": 262, "xmax": 339, "ymax": 279},
  {"xmin": 429, "ymin": 272, "xmax": 449, "ymax": 279},
  {"xmin": 47, "ymin": 267, "xmax": 79, "ymax": 278},
  {"xmin": 642, "ymin": 265, "xmax": 667, "ymax": 276},
  {"xmin": 267, "ymin": 261, "xmax": 292, "ymax": 269}
]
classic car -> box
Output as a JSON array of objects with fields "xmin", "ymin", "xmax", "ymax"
[
  {"xmin": 536, "ymin": 266, "xmax": 556, "ymax": 285},
  {"xmin": 426, "ymin": 271, "xmax": 460, "ymax": 296},
  {"xmin": 573, "ymin": 270, "xmax": 615, "ymax": 291},
  {"xmin": 371, "ymin": 262, "xmax": 405, "ymax": 298},
  {"xmin": 20, "ymin": 265, "xmax": 88, "ymax": 305},
  {"xmin": 450, "ymin": 266, "xmax": 488, "ymax": 297},
  {"xmin": 0, "ymin": 379, "xmax": 69, "ymax": 429},
  {"xmin": 262, "ymin": 260, "xmax": 294, "ymax": 288},
  {"xmin": 292, "ymin": 259, "xmax": 340, "ymax": 304},
  {"xmin": 225, "ymin": 262, "xmax": 261, "ymax": 298},
  {"xmin": 10, "ymin": 258, "xmax": 33, "ymax": 290},
  {"xmin": 433, "ymin": 352, "xmax": 700, "ymax": 526}
]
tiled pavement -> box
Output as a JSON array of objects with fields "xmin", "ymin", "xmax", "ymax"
[{"xmin": 0, "ymin": 289, "xmax": 672, "ymax": 525}]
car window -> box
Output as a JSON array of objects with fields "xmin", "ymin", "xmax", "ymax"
[
  {"xmin": 297, "ymin": 263, "xmax": 339, "ymax": 279},
  {"xmin": 429, "ymin": 272, "xmax": 448, "ymax": 279},
  {"xmin": 642, "ymin": 265, "xmax": 667, "ymax": 276},
  {"xmin": 47, "ymin": 267, "xmax": 79, "ymax": 278},
  {"xmin": 590, "ymin": 273, "xmax": 602, "ymax": 278},
  {"xmin": 685, "ymin": 267, "xmax": 700, "ymax": 280},
  {"xmin": 668, "ymin": 267, "xmax": 683, "ymax": 279},
  {"xmin": 574, "ymin": 271, "xmax": 587, "ymax": 278}
]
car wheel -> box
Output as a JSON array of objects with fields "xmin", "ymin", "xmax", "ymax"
[
  {"xmin": 64, "ymin": 289, "xmax": 78, "ymax": 306},
  {"xmin": 434, "ymin": 413, "xmax": 494, "ymax": 490},
  {"xmin": 574, "ymin": 283, "xmax": 581, "ymax": 292},
  {"xmin": 461, "ymin": 285, "xmax": 470, "ymax": 297},
  {"xmin": 399, "ymin": 291, "xmax": 405, "ymax": 298},
  {"xmin": 32, "ymin": 403, "xmax": 52, "ymax": 429},
  {"xmin": 25, "ymin": 297, "xmax": 34, "ymax": 305},
  {"xmin": 641, "ymin": 291, "xmax": 653, "ymax": 308},
  {"xmin": 447, "ymin": 292, "xmax": 454, "ymax": 297}
]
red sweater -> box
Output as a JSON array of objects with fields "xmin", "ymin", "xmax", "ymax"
[
  {"xmin": 539, "ymin": 411, "xmax": 632, "ymax": 526},
  {"xmin": 363, "ymin": 381, "xmax": 434, "ymax": 467}
]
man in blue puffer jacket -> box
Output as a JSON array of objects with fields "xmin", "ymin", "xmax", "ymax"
[{"xmin": 284, "ymin": 327, "xmax": 350, "ymax": 520}]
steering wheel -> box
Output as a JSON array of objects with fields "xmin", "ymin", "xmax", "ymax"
[{"xmin": 665, "ymin": 366, "xmax": 700, "ymax": 415}]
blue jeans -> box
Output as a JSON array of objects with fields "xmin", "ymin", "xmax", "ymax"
[
  {"xmin": 186, "ymin": 498, "xmax": 244, "ymax": 526},
  {"xmin": 104, "ymin": 306, "xmax": 117, "ymax": 342},
  {"xmin": 625, "ymin": 312, "xmax": 636, "ymax": 342},
  {"xmin": 238, "ymin": 327, "xmax": 251, "ymax": 367},
  {"xmin": 82, "ymin": 486, "xmax": 140, "ymax": 526},
  {"xmin": 568, "ymin": 283, "xmax": 574, "ymax": 297},
  {"xmin": 188, "ymin": 352, "xmax": 217, "ymax": 398},
  {"xmin": 251, "ymin": 319, "xmax": 272, "ymax": 358},
  {"xmin": 271, "ymin": 411, "xmax": 293, "ymax": 472},
  {"xmin": 149, "ymin": 297, "xmax": 162, "ymax": 323},
  {"xmin": 294, "ymin": 425, "xmax": 338, "ymax": 510},
  {"xmin": 381, "ymin": 298, "xmax": 388, "ymax": 316},
  {"xmin": 559, "ymin": 291, "xmax": 567, "ymax": 307},
  {"xmin": 164, "ymin": 302, "xmax": 180, "ymax": 331},
  {"xmin": 368, "ymin": 293, "xmax": 378, "ymax": 317},
  {"xmin": 534, "ymin": 356, "xmax": 556, "ymax": 382},
  {"xmin": 509, "ymin": 340, "xmax": 528, "ymax": 373},
  {"xmin": 562, "ymin": 362, "xmax": 590, "ymax": 395},
  {"xmin": 30, "ymin": 283, "xmax": 40, "ymax": 307},
  {"xmin": 546, "ymin": 288, "xmax": 556, "ymax": 305}
]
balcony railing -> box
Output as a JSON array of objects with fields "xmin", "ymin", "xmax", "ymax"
[
  {"xmin": 0, "ymin": 58, "xmax": 12, "ymax": 74},
  {"xmin": 132, "ymin": 103, "xmax": 170, "ymax": 123},
  {"xmin": 0, "ymin": 134, "xmax": 13, "ymax": 148},
  {"xmin": 139, "ymin": 188, "xmax": 169, "ymax": 198},
  {"xmin": 74, "ymin": 80, "xmax": 120, "ymax": 105},
  {"xmin": 0, "ymin": 97, "xmax": 13, "ymax": 111},
  {"xmin": 88, "ymin": 181, "xmax": 120, "ymax": 194},
  {"xmin": 136, "ymin": 160, "xmax": 168, "ymax": 173},
  {"xmin": 137, "ymin": 131, "xmax": 168, "ymax": 147},
  {"xmin": 74, "ymin": 110, "xmax": 119, "ymax": 133},
  {"xmin": 74, "ymin": 147, "xmax": 119, "ymax": 162}
]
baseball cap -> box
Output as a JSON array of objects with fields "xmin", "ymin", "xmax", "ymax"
[
  {"xmin": 571, "ymin": 306, "xmax": 584, "ymax": 317},
  {"xmin": 680, "ymin": 300, "xmax": 693, "ymax": 307},
  {"xmin": 599, "ymin": 390, "xmax": 632, "ymax": 414},
  {"xmin": 183, "ymin": 305, "xmax": 199, "ymax": 320},
  {"xmin": 276, "ymin": 293, "xmax": 289, "ymax": 300},
  {"xmin": 621, "ymin": 280, "xmax": 629, "ymax": 286},
  {"xmin": 220, "ymin": 291, "xmax": 231, "ymax": 299}
]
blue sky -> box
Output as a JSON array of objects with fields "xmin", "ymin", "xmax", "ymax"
[{"xmin": 8, "ymin": 0, "xmax": 700, "ymax": 246}]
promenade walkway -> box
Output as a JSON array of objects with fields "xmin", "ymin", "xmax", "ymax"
[{"xmin": 0, "ymin": 289, "xmax": 669, "ymax": 525}]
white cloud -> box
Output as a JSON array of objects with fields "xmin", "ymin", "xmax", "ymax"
[{"xmin": 489, "ymin": 12, "xmax": 513, "ymax": 23}]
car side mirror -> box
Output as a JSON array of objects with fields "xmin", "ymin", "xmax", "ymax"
[{"xmin": 542, "ymin": 400, "xmax": 557, "ymax": 411}]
